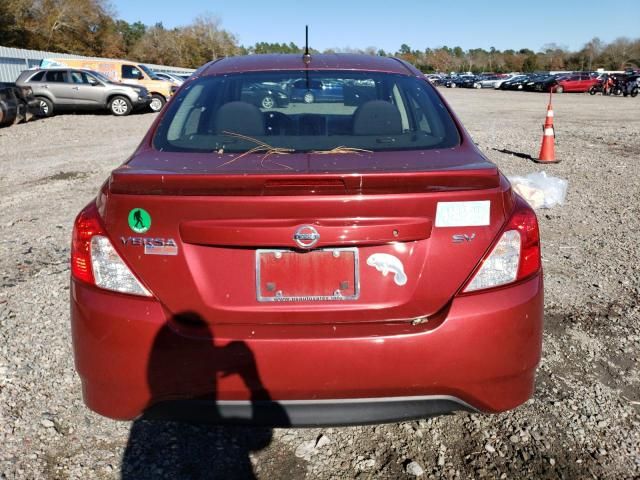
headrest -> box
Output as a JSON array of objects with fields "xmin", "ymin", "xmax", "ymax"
[
  {"xmin": 353, "ymin": 100, "xmax": 402, "ymax": 135},
  {"xmin": 214, "ymin": 101, "xmax": 265, "ymax": 136}
]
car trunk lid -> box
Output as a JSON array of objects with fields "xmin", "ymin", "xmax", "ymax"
[{"xmin": 102, "ymin": 149, "xmax": 511, "ymax": 325}]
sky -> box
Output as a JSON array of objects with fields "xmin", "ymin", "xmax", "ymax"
[{"xmin": 110, "ymin": 0, "xmax": 640, "ymax": 53}]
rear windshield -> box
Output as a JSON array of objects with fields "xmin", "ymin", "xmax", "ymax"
[{"xmin": 153, "ymin": 70, "xmax": 460, "ymax": 154}]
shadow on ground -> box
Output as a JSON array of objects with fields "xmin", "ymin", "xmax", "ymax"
[
  {"xmin": 492, "ymin": 148, "xmax": 535, "ymax": 161},
  {"xmin": 121, "ymin": 312, "xmax": 299, "ymax": 480}
]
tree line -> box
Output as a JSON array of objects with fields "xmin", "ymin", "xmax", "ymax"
[
  {"xmin": 393, "ymin": 39, "xmax": 640, "ymax": 73},
  {"xmin": 0, "ymin": 0, "xmax": 238, "ymax": 67},
  {"xmin": 1, "ymin": 0, "xmax": 638, "ymax": 71}
]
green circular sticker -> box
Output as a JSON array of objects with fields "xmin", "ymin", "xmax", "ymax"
[{"xmin": 128, "ymin": 208, "xmax": 151, "ymax": 233}]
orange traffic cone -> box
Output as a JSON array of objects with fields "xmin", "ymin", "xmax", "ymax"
[{"xmin": 535, "ymin": 93, "xmax": 559, "ymax": 164}]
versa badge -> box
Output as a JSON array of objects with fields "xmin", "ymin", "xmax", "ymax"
[{"xmin": 120, "ymin": 236, "xmax": 178, "ymax": 256}]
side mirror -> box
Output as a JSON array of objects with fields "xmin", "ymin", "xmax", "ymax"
[{"xmin": 138, "ymin": 74, "xmax": 144, "ymax": 80}]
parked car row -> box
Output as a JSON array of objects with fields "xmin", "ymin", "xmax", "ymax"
[
  {"xmin": 428, "ymin": 71, "xmax": 640, "ymax": 96},
  {"xmin": 5, "ymin": 67, "xmax": 382, "ymax": 128},
  {"xmin": 40, "ymin": 57, "xmax": 177, "ymax": 112},
  {"xmin": 0, "ymin": 63, "xmax": 195, "ymax": 128},
  {"xmin": 500, "ymin": 73, "xmax": 599, "ymax": 93},
  {"xmin": 193, "ymin": 78, "xmax": 373, "ymax": 110}
]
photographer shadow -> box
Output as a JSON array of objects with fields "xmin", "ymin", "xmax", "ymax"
[{"xmin": 121, "ymin": 312, "xmax": 290, "ymax": 480}]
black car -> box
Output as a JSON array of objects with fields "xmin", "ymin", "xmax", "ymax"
[
  {"xmin": 533, "ymin": 75, "xmax": 567, "ymax": 93},
  {"xmin": 0, "ymin": 82, "xmax": 40, "ymax": 127},
  {"xmin": 499, "ymin": 75, "xmax": 529, "ymax": 90},
  {"xmin": 442, "ymin": 76, "xmax": 456, "ymax": 88},
  {"xmin": 452, "ymin": 75, "xmax": 478, "ymax": 88},
  {"xmin": 240, "ymin": 82, "xmax": 289, "ymax": 109},
  {"xmin": 522, "ymin": 74, "xmax": 552, "ymax": 92}
]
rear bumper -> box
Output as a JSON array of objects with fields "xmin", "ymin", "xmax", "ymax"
[
  {"xmin": 70, "ymin": 273, "xmax": 543, "ymax": 424},
  {"xmin": 143, "ymin": 396, "xmax": 477, "ymax": 427}
]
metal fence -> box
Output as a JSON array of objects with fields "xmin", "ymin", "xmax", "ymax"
[{"xmin": 0, "ymin": 46, "xmax": 195, "ymax": 83}]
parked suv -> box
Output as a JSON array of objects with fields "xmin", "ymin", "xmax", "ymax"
[
  {"xmin": 16, "ymin": 68, "xmax": 151, "ymax": 117},
  {"xmin": 70, "ymin": 54, "xmax": 543, "ymax": 426},
  {"xmin": 41, "ymin": 58, "xmax": 172, "ymax": 112}
]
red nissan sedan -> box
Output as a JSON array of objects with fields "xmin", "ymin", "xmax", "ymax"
[{"xmin": 70, "ymin": 54, "xmax": 543, "ymax": 426}]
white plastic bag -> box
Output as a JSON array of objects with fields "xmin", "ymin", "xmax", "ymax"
[{"xmin": 508, "ymin": 171, "xmax": 568, "ymax": 209}]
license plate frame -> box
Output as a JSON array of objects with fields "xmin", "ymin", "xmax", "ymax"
[{"xmin": 256, "ymin": 248, "xmax": 360, "ymax": 302}]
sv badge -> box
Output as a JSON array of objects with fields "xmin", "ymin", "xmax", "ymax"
[{"xmin": 452, "ymin": 233, "xmax": 476, "ymax": 243}]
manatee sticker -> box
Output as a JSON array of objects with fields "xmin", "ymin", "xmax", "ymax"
[
  {"xmin": 366, "ymin": 253, "xmax": 407, "ymax": 286},
  {"xmin": 128, "ymin": 208, "xmax": 151, "ymax": 234}
]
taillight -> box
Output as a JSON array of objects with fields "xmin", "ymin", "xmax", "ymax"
[
  {"xmin": 71, "ymin": 203, "xmax": 151, "ymax": 297},
  {"xmin": 463, "ymin": 196, "xmax": 541, "ymax": 293},
  {"xmin": 71, "ymin": 204, "xmax": 104, "ymax": 284}
]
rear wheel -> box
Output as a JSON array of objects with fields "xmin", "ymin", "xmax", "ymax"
[
  {"xmin": 149, "ymin": 94, "xmax": 166, "ymax": 112},
  {"xmin": 631, "ymin": 87, "xmax": 638, "ymax": 98},
  {"xmin": 589, "ymin": 86, "xmax": 597, "ymax": 95},
  {"xmin": 109, "ymin": 96, "xmax": 132, "ymax": 116},
  {"xmin": 36, "ymin": 97, "xmax": 53, "ymax": 117},
  {"xmin": 261, "ymin": 95, "xmax": 275, "ymax": 109}
]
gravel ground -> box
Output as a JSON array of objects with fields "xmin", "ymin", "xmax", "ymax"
[{"xmin": 0, "ymin": 90, "xmax": 639, "ymax": 479}]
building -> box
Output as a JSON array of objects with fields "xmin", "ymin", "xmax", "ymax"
[{"xmin": 0, "ymin": 46, "xmax": 195, "ymax": 83}]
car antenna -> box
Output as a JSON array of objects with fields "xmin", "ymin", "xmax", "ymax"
[{"xmin": 303, "ymin": 25, "xmax": 311, "ymax": 65}]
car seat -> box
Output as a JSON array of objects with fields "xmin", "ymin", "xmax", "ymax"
[
  {"xmin": 214, "ymin": 101, "xmax": 265, "ymax": 136},
  {"xmin": 352, "ymin": 100, "xmax": 402, "ymax": 135}
]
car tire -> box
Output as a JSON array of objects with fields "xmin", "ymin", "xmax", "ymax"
[
  {"xmin": 631, "ymin": 87, "xmax": 638, "ymax": 98},
  {"xmin": 36, "ymin": 97, "xmax": 53, "ymax": 117},
  {"xmin": 555, "ymin": 86, "xmax": 563, "ymax": 93},
  {"xmin": 589, "ymin": 87, "xmax": 597, "ymax": 95},
  {"xmin": 303, "ymin": 91, "xmax": 315, "ymax": 104},
  {"xmin": 109, "ymin": 96, "xmax": 132, "ymax": 116},
  {"xmin": 13, "ymin": 100, "xmax": 27, "ymax": 125},
  {"xmin": 261, "ymin": 95, "xmax": 275, "ymax": 109},
  {"xmin": 149, "ymin": 94, "xmax": 166, "ymax": 112}
]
